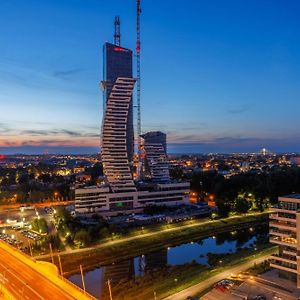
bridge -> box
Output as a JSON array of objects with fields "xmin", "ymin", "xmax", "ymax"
[{"xmin": 0, "ymin": 241, "xmax": 94, "ymax": 300}]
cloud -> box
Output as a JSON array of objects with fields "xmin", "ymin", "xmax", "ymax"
[
  {"xmin": 53, "ymin": 68, "xmax": 84, "ymax": 79},
  {"xmin": 227, "ymin": 104, "xmax": 253, "ymax": 114},
  {"xmin": 0, "ymin": 123, "xmax": 14, "ymax": 134},
  {"xmin": 21, "ymin": 128, "xmax": 99, "ymax": 138}
]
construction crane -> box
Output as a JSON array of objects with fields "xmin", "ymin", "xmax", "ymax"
[
  {"xmin": 136, "ymin": 0, "xmax": 142, "ymax": 179},
  {"xmin": 114, "ymin": 16, "xmax": 121, "ymax": 46}
]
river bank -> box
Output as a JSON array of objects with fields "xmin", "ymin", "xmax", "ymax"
[{"xmin": 41, "ymin": 212, "xmax": 269, "ymax": 276}]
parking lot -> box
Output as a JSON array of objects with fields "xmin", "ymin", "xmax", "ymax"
[
  {"xmin": 0, "ymin": 206, "xmax": 58, "ymax": 254},
  {"xmin": 202, "ymin": 275, "xmax": 299, "ymax": 300}
]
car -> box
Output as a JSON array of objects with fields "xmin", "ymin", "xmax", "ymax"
[
  {"xmin": 252, "ymin": 295, "xmax": 266, "ymax": 300},
  {"xmin": 214, "ymin": 283, "xmax": 226, "ymax": 292}
]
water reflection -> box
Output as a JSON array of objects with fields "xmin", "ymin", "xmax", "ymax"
[{"xmin": 69, "ymin": 225, "xmax": 268, "ymax": 298}]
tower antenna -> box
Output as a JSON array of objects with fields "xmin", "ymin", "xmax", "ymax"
[
  {"xmin": 114, "ymin": 16, "xmax": 121, "ymax": 46},
  {"xmin": 136, "ymin": 0, "xmax": 142, "ymax": 179}
]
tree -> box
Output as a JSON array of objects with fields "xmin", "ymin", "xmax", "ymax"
[
  {"xmin": 74, "ymin": 229, "xmax": 91, "ymax": 247},
  {"xmin": 216, "ymin": 199, "xmax": 231, "ymax": 218},
  {"xmin": 31, "ymin": 218, "xmax": 48, "ymax": 233},
  {"xmin": 234, "ymin": 197, "xmax": 250, "ymax": 213}
]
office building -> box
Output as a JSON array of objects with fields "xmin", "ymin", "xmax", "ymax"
[{"xmin": 101, "ymin": 43, "xmax": 136, "ymax": 192}]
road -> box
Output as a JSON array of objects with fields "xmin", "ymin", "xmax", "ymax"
[
  {"xmin": 0, "ymin": 201, "xmax": 74, "ymax": 210},
  {"xmin": 163, "ymin": 252, "xmax": 274, "ymax": 300},
  {"xmin": 0, "ymin": 245, "xmax": 82, "ymax": 300},
  {"xmin": 36, "ymin": 211, "xmax": 269, "ymax": 260}
]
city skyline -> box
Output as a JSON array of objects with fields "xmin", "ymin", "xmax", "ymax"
[{"xmin": 1, "ymin": 0, "xmax": 300, "ymax": 154}]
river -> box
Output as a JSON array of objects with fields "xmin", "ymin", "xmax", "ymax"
[{"xmin": 69, "ymin": 224, "xmax": 269, "ymax": 298}]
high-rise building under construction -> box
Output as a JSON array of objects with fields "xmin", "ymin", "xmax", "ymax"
[
  {"xmin": 75, "ymin": 16, "xmax": 190, "ymax": 215},
  {"xmin": 101, "ymin": 42, "xmax": 136, "ymax": 192}
]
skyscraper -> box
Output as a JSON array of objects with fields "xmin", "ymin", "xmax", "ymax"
[
  {"xmin": 101, "ymin": 43, "xmax": 136, "ymax": 192},
  {"xmin": 75, "ymin": 21, "xmax": 190, "ymax": 215}
]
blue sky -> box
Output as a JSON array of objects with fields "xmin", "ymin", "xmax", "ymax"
[{"xmin": 1, "ymin": 0, "xmax": 300, "ymax": 154}]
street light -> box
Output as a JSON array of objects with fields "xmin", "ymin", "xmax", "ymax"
[{"xmin": 2, "ymin": 230, "xmax": 5, "ymax": 234}]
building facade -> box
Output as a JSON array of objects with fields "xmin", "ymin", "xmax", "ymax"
[
  {"xmin": 75, "ymin": 182, "xmax": 190, "ymax": 215},
  {"xmin": 141, "ymin": 131, "xmax": 167, "ymax": 154},
  {"xmin": 141, "ymin": 132, "xmax": 170, "ymax": 183},
  {"xmin": 269, "ymin": 194, "xmax": 300, "ymax": 286},
  {"xmin": 101, "ymin": 43, "xmax": 136, "ymax": 192}
]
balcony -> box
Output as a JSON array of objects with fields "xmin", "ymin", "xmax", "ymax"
[
  {"xmin": 270, "ymin": 214, "xmax": 296, "ymax": 223},
  {"xmin": 270, "ymin": 254, "xmax": 297, "ymax": 265},
  {"xmin": 270, "ymin": 207, "xmax": 296, "ymax": 214},
  {"xmin": 270, "ymin": 236, "xmax": 297, "ymax": 248},
  {"xmin": 269, "ymin": 221, "xmax": 297, "ymax": 232},
  {"xmin": 270, "ymin": 261, "xmax": 298, "ymax": 274},
  {"xmin": 269, "ymin": 229, "xmax": 291, "ymax": 238},
  {"xmin": 283, "ymin": 249, "xmax": 297, "ymax": 256}
]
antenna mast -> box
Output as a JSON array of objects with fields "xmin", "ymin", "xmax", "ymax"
[
  {"xmin": 136, "ymin": 0, "xmax": 142, "ymax": 179},
  {"xmin": 114, "ymin": 16, "xmax": 121, "ymax": 46}
]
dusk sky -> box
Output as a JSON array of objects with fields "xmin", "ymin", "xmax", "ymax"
[{"xmin": 1, "ymin": 0, "xmax": 300, "ymax": 154}]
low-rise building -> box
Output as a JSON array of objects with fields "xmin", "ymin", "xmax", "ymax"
[{"xmin": 75, "ymin": 182, "xmax": 190, "ymax": 216}]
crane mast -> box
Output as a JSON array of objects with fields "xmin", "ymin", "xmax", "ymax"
[
  {"xmin": 136, "ymin": 0, "xmax": 142, "ymax": 179},
  {"xmin": 114, "ymin": 16, "xmax": 121, "ymax": 46}
]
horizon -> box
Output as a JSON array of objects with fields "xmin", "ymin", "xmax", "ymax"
[
  {"xmin": 0, "ymin": 145, "xmax": 299, "ymax": 156},
  {"xmin": 1, "ymin": 1, "xmax": 300, "ymax": 153}
]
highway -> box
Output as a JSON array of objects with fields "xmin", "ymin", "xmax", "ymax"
[{"xmin": 0, "ymin": 246, "xmax": 82, "ymax": 299}]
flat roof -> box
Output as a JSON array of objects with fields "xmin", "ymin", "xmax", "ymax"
[{"xmin": 282, "ymin": 194, "xmax": 300, "ymax": 199}]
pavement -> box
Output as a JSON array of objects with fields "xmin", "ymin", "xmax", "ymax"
[
  {"xmin": 0, "ymin": 241, "xmax": 94, "ymax": 300},
  {"xmin": 163, "ymin": 252, "xmax": 274, "ymax": 300}
]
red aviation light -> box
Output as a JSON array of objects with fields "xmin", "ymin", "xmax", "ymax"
[
  {"xmin": 136, "ymin": 41, "xmax": 140, "ymax": 54},
  {"xmin": 113, "ymin": 47, "xmax": 127, "ymax": 52},
  {"xmin": 0, "ymin": 154, "xmax": 6, "ymax": 160}
]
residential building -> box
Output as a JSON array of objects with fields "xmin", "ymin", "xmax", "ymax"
[
  {"xmin": 141, "ymin": 131, "xmax": 167, "ymax": 154},
  {"xmin": 269, "ymin": 194, "xmax": 300, "ymax": 286},
  {"xmin": 141, "ymin": 131, "xmax": 170, "ymax": 183}
]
